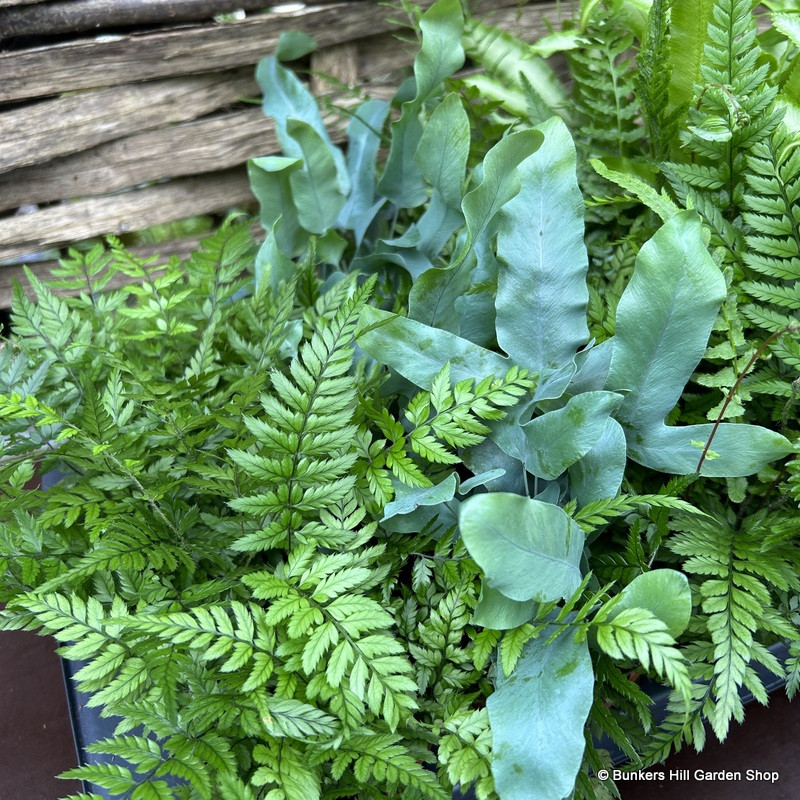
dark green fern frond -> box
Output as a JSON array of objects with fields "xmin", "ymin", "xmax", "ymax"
[
  {"xmin": 664, "ymin": 0, "xmax": 782, "ymax": 216},
  {"xmin": 739, "ymin": 123, "xmax": 800, "ymax": 388},
  {"xmin": 569, "ymin": 13, "xmax": 641, "ymax": 160},
  {"xmin": 634, "ymin": 0, "xmax": 681, "ymax": 160}
]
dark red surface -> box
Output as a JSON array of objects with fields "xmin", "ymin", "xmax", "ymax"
[
  {"xmin": 0, "ymin": 630, "xmax": 82, "ymax": 800},
  {"xmin": 623, "ymin": 691, "xmax": 800, "ymax": 800}
]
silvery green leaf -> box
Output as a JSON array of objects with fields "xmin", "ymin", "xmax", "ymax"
[
  {"xmin": 612, "ymin": 569, "xmax": 691, "ymax": 638},
  {"xmin": 256, "ymin": 50, "xmax": 348, "ymax": 194},
  {"xmin": 569, "ymin": 339, "xmax": 614, "ymax": 394},
  {"xmin": 458, "ymin": 469, "xmax": 506, "ymax": 494},
  {"xmin": 472, "ymin": 582, "xmax": 535, "ymax": 630},
  {"xmin": 495, "ymin": 117, "xmax": 589, "ymax": 388},
  {"xmin": 457, "ymin": 129, "xmax": 544, "ymax": 268},
  {"xmin": 491, "ymin": 391, "xmax": 622, "ymax": 480},
  {"xmin": 381, "ymin": 473, "xmax": 457, "ymax": 521},
  {"xmin": 357, "ymin": 307, "xmax": 511, "ymax": 389},
  {"xmin": 568, "ymin": 418, "xmax": 627, "ymax": 505},
  {"xmin": 378, "ymin": 0, "xmax": 465, "ymax": 206},
  {"xmin": 628, "ymin": 422, "xmax": 794, "ymax": 477},
  {"xmin": 607, "ymin": 211, "xmax": 793, "ymax": 475},
  {"xmin": 286, "ymin": 119, "xmax": 349, "ymax": 234},
  {"xmin": 608, "ymin": 211, "xmax": 724, "ymax": 430},
  {"xmin": 248, "ymin": 157, "xmax": 305, "ymax": 256},
  {"xmin": 487, "ymin": 625, "xmax": 592, "ymax": 800},
  {"xmin": 338, "ymin": 99, "xmax": 390, "ymax": 241},
  {"xmin": 459, "ymin": 493, "xmax": 584, "ymax": 603},
  {"xmin": 255, "ymin": 219, "xmax": 295, "ymax": 291}
]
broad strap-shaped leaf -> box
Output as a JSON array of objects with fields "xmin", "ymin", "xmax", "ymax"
[
  {"xmin": 381, "ymin": 473, "xmax": 457, "ymax": 521},
  {"xmin": 487, "ymin": 625, "xmax": 592, "ymax": 800},
  {"xmin": 256, "ymin": 34, "xmax": 349, "ymax": 248},
  {"xmin": 256, "ymin": 40, "xmax": 349, "ymax": 194},
  {"xmin": 416, "ymin": 93, "xmax": 470, "ymax": 214},
  {"xmin": 607, "ymin": 212, "xmax": 721, "ymax": 424},
  {"xmin": 338, "ymin": 99, "xmax": 390, "ymax": 241},
  {"xmin": 459, "ymin": 493, "xmax": 584, "ymax": 603},
  {"xmin": 569, "ymin": 339, "xmax": 614, "ymax": 395},
  {"xmin": 254, "ymin": 219, "xmax": 295, "ymax": 291},
  {"xmin": 567, "ymin": 418, "xmax": 627, "ymax": 505},
  {"xmin": 492, "ymin": 391, "xmax": 623, "ymax": 480},
  {"xmin": 401, "ymin": 97, "xmax": 471, "ymax": 309},
  {"xmin": 357, "ymin": 307, "xmax": 511, "ymax": 389},
  {"xmin": 248, "ymin": 156, "xmax": 305, "ymax": 256},
  {"xmin": 457, "ymin": 129, "xmax": 544, "ymax": 268},
  {"xmin": 495, "ymin": 117, "xmax": 589, "ymax": 399},
  {"xmin": 612, "ymin": 569, "xmax": 692, "ymax": 639},
  {"xmin": 628, "ymin": 421, "xmax": 794, "ymax": 477},
  {"xmin": 286, "ymin": 119, "xmax": 348, "ymax": 234},
  {"xmin": 606, "ymin": 210, "xmax": 792, "ymax": 475},
  {"xmin": 378, "ymin": 0, "xmax": 465, "ymax": 206}
]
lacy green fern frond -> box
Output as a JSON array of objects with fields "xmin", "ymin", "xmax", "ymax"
[
  {"xmin": 634, "ymin": 0, "xmax": 680, "ymax": 160},
  {"xmin": 569, "ymin": 15, "xmax": 641, "ymax": 160},
  {"xmin": 594, "ymin": 606, "xmax": 692, "ymax": 699},
  {"xmin": 664, "ymin": 0, "xmax": 782, "ymax": 216},
  {"xmin": 668, "ymin": 508, "xmax": 800, "ymax": 740},
  {"xmin": 356, "ymin": 363, "xmax": 535, "ymax": 506},
  {"xmin": 738, "ymin": 123, "xmax": 800, "ymax": 390}
]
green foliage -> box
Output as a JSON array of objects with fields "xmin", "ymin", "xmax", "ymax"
[
  {"xmin": 568, "ymin": 13, "xmax": 641, "ymax": 161},
  {"xmin": 4, "ymin": 2, "xmax": 800, "ymax": 799},
  {"xmin": 0, "ymin": 217, "xmax": 524, "ymax": 799},
  {"xmin": 667, "ymin": 506, "xmax": 800, "ymax": 740},
  {"xmin": 739, "ymin": 124, "xmax": 800, "ymax": 390}
]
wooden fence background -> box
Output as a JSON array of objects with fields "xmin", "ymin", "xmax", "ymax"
[{"xmin": 0, "ymin": 0, "xmax": 561, "ymax": 307}]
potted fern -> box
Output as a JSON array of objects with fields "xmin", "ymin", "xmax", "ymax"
[{"xmin": 1, "ymin": 1, "xmax": 799, "ymax": 799}]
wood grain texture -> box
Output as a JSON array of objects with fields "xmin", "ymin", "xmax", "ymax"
[
  {"xmin": 0, "ymin": 71, "xmax": 256, "ymax": 175},
  {"xmin": 311, "ymin": 43, "xmax": 360, "ymax": 94},
  {"xmin": 0, "ymin": 85, "xmax": 395, "ymax": 212},
  {"xmin": 0, "ymin": 169, "xmax": 254, "ymax": 262},
  {"xmin": 0, "ymin": 0, "xmax": 273, "ymax": 39},
  {"xmin": 0, "ymin": 0, "xmax": 530, "ymax": 102}
]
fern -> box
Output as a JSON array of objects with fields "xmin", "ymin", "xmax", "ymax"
[
  {"xmin": 593, "ymin": 607, "xmax": 692, "ymax": 700},
  {"xmin": 634, "ymin": 0, "xmax": 680, "ymax": 161},
  {"xmin": 667, "ymin": 506, "xmax": 800, "ymax": 740},
  {"xmin": 664, "ymin": 0, "xmax": 782, "ymax": 217},
  {"xmin": 738, "ymin": 123, "xmax": 800, "ymax": 394},
  {"xmin": 569, "ymin": 14, "xmax": 641, "ymax": 161}
]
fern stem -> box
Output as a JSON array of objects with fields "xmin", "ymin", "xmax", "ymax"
[{"xmin": 696, "ymin": 324, "xmax": 800, "ymax": 472}]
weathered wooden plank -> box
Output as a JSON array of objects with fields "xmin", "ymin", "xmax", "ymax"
[
  {"xmin": 0, "ymin": 110, "xmax": 271, "ymax": 212},
  {"xmin": 0, "ymin": 71, "xmax": 256, "ymax": 175},
  {"xmin": 0, "ymin": 0, "xmax": 530, "ymax": 102},
  {"xmin": 0, "ymin": 0, "xmax": 272, "ymax": 39},
  {"xmin": 0, "ymin": 85, "xmax": 395, "ymax": 212},
  {"xmin": 311, "ymin": 43, "xmax": 359, "ymax": 94},
  {"xmin": 0, "ymin": 169, "xmax": 254, "ymax": 263}
]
